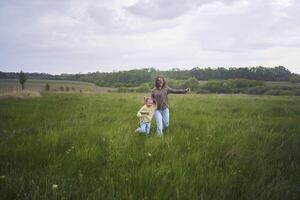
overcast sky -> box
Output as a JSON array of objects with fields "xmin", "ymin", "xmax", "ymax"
[{"xmin": 0, "ymin": 0, "xmax": 300, "ymax": 74}]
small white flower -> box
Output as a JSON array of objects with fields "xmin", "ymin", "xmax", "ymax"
[
  {"xmin": 0, "ymin": 175, "xmax": 5, "ymax": 179},
  {"xmin": 148, "ymin": 152, "xmax": 152, "ymax": 157},
  {"xmin": 66, "ymin": 149, "xmax": 71, "ymax": 154},
  {"xmin": 52, "ymin": 184, "xmax": 58, "ymax": 189}
]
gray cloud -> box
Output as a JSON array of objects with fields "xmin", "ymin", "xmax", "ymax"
[
  {"xmin": 183, "ymin": 0, "xmax": 300, "ymax": 51},
  {"xmin": 0, "ymin": 0, "xmax": 299, "ymax": 74},
  {"xmin": 126, "ymin": 0, "xmax": 239, "ymax": 20},
  {"xmin": 126, "ymin": 0, "xmax": 192, "ymax": 20}
]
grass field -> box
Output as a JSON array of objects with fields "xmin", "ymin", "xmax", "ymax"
[{"xmin": 0, "ymin": 93, "xmax": 300, "ymax": 199}]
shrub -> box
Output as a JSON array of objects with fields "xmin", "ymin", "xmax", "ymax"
[
  {"xmin": 245, "ymin": 86, "xmax": 269, "ymax": 95},
  {"xmin": 45, "ymin": 83, "xmax": 50, "ymax": 91},
  {"xmin": 60, "ymin": 86, "xmax": 64, "ymax": 91},
  {"xmin": 118, "ymin": 87, "xmax": 130, "ymax": 93},
  {"xmin": 65, "ymin": 87, "xmax": 69, "ymax": 91},
  {"xmin": 264, "ymin": 90, "xmax": 281, "ymax": 96},
  {"xmin": 167, "ymin": 79, "xmax": 185, "ymax": 89},
  {"xmin": 195, "ymin": 88, "xmax": 210, "ymax": 94},
  {"xmin": 202, "ymin": 79, "xmax": 265, "ymax": 94},
  {"xmin": 136, "ymin": 83, "xmax": 150, "ymax": 93},
  {"xmin": 278, "ymin": 90, "xmax": 294, "ymax": 96},
  {"xmin": 293, "ymin": 89, "xmax": 300, "ymax": 96},
  {"xmin": 290, "ymin": 75, "xmax": 300, "ymax": 83},
  {"xmin": 202, "ymin": 80, "xmax": 232, "ymax": 93},
  {"xmin": 182, "ymin": 77, "xmax": 200, "ymax": 91}
]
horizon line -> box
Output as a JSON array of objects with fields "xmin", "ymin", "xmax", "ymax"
[{"xmin": 1, "ymin": 65, "xmax": 299, "ymax": 75}]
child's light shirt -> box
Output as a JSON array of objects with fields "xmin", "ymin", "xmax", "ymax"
[{"xmin": 137, "ymin": 105, "xmax": 156, "ymax": 123}]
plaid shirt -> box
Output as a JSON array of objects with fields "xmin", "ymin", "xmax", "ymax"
[{"xmin": 151, "ymin": 86, "xmax": 187, "ymax": 110}]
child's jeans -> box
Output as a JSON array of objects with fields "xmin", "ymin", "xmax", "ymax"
[
  {"xmin": 154, "ymin": 108, "xmax": 169, "ymax": 136},
  {"xmin": 137, "ymin": 122, "xmax": 151, "ymax": 135}
]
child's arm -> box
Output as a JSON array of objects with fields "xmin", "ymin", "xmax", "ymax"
[
  {"xmin": 137, "ymin": 109, "xmax": 143, "ymax": 117},
  {"xmin": 149, "ymin": 106, "xmax": 156, "ymax": 117},
  {"xmin": 137, "ymin": 107, "xmax": 148, "ymax": 117}
]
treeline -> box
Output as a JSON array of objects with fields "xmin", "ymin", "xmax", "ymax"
[
  {"xmin": 119, "ymin": 78, "xmax": 300, "ymax": 96},
  {"xmin": 1, "ymin": 66, "xmax": 300, "ymax": 87},
  {"xmin": 201, "ymin": 79, "xmax": 300, "ymax": 96},
  {"xmin": 73, "ymin": 68, "xmax": 156, "ymax": 87},
  {"xmin": 72, "ymin": 66, "xmax": 299, "ymax": 86},
  {"xmin": 190, "ymin": 66, "xmax": 292, "ymax": 81},
  {"xmin": 0, "ymin": 71, "xmax": 73, "ymax": 80}
]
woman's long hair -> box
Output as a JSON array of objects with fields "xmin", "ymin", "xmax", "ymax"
[{"xmin": 155, "ymin": 75, "xmax": 166, "ymax": 89}]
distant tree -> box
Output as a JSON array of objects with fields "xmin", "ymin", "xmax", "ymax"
[
  {"xmin": 273, "ymin": 66, "xmax": 291, "ymax": 81},
  {"xmin": 136, "ymin": 83, "xmax": 151, "ymax": 93},
  {"xmin": 290, "ymin": 74, "xmax": 300, "ymax": 83},
  {"xmin": 167, "ymin": 79, "xmax": 184, "ymax": 88},
  {"xmin": 19, "ymin": 71, "xmax": 27, "ymax": 90},
  {"xmin": 45, "ymin": 83, "xmax": 50, "ymax": 91},
  {"xmin": 60, "ymin": 86, "xmax": 64, "ymax": 91},
  {"xmin": 183, "ymin": 77, "xmax": 200, "ymax": 91},
  {"xmin": 118, "ymin": 87, "xmax": 130, "ymax": 93}
]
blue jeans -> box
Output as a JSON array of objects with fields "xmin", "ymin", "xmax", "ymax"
[
  {"xmin": 137, "ymin": 122, "xmax": 151, "ymax": 135},
  {"xmin": 154, "ymin": 108, "xmax": 169, "ymax": 136}
]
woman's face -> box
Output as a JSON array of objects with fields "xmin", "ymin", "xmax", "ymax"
[{"xmin": 156, "ymin": 77, "xmax": 164, "ymax": 88}]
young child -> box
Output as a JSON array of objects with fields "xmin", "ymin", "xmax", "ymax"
[{"xmin": 135, "ymin": 97, "xmax": 156, "ymax": 135}]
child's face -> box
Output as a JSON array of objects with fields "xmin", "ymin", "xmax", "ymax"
[{"xmin": 145, "ymin": 99, "xmax": 153, "ymax": 107}]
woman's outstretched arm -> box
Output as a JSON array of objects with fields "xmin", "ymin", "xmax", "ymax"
[{"xmin": 167, "ymin": 87, "xmax": 190, "ymax": 94}]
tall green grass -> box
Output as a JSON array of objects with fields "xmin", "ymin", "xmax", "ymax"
[{"xmin": 0, "ymin": 93, "xmax": 299, "ymax": 199}]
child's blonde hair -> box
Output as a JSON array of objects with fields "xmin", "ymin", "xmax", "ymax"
[{"xmin": 144, "ymin": 97, "xmax": 155, "ymax": 104}]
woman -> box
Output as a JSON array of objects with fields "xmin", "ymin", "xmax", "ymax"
[{"xmin": 151, "ymin": 75, "xmax": 190, "ymax": 136}]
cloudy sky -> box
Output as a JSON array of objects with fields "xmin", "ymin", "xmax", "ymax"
[{"xmin": 0, "ymin": 0, "xmax": 300, "ymax": 74}]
